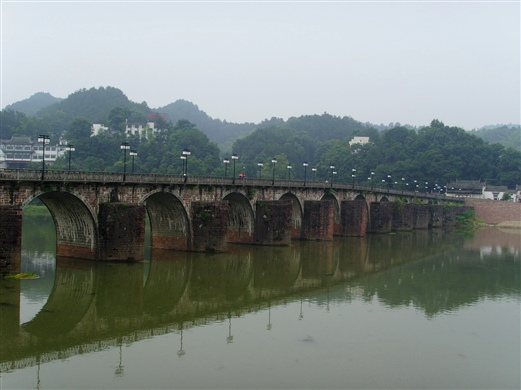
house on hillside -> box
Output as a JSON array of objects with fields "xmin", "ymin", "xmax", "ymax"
[
  {"xmin": 445, "ymin": 180, "xmax": 484, "ymax": 198},
  {"xmin": 483, "ymin": 185, "xmax": 511, "ymax": 201}
]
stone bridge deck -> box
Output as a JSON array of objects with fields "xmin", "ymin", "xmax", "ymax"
[{"xmin": 0, "ymin": 169, "xmax": 467, "ymax": 274}]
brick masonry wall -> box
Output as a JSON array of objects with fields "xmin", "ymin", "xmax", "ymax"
[{"xmin": 465, "ymin": 199, "xmax": 521, "ymax": 226}]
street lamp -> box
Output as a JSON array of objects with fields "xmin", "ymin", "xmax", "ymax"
[
  {"xmin": 287, "ymin": 164, "xmax": 292, "ymax": 180},
  {"xmin": 223, "ymin": 158, "xmax": 230, "ymax": 177},
  {"xmin": 312, "ymin": 167, "xmax": 317, "ymax": 181},
  {"xmin": 387, "ymin": 174, "xmax": 392, "ymax": 189},
  {"xmin": 231, "ymin": 153, "xmax": 238, "ymax": 184},
  {"xmin": 271, "ymin": 158, "xmax": 277, "ymax": 184},
  {"xmin": 332, "ymin": 171, "xmax": 337, "ymax": 187},
  {"xmin": 38, "ymin": 135, "xmax": 50, "ymax": 180},
  {"xmin": 329, "ymin": 165, "xmax": 335, "ymax": 182},
  {"xmin": 120, "ymin": 141, "xmax": 130, "ymax": 181},
  {"xmin": 352, "ymin": 168, "xmax": 356, "ymax": 187},
  {"xmin": 65, "ymin": 144, "xmax": 75, "ymax": 171},
  {"xmin": 303, "ymin": 162, "xmax": 308, "ymax": 186},
  {"xmin": 370, "ymin": 171, "xmax": 375, "ymax": 189},
  {"xmin": 257, "ymin": 162, "xmax": 263, "ymax": 179},
  {"xmin": 180, "ymin": 155, "xmax": 186, "ymax": 175},
  {"xmin": 129, "ymin": 150, "xmax": 137, "ymax": 173}
]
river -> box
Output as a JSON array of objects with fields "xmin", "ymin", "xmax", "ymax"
[{"xmin": 0, "ymin": 215, "xmax": 519, "ymax": 389}]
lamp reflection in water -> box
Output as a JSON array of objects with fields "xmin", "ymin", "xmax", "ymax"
[
  {"xmin": 114, "ymin": 342, "xmax": 124, "ymax": 377},
  {"xmin": 299, "ymin": 296, "xmax": 304, "ymax": 320},
  {"xmin": 267, "ymin": 302, "xmax": 272, "ymax": 331},
  {"xmin": 227, "ymin": 312, "xmax": 234, "ymax": 344},
  {"xmin": 177, "ymin": 323, "xmax": 186, "ymax": 357}
]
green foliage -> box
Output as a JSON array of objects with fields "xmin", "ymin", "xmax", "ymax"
[{"xmin": 455, "ymin": 209, "xmax": 483, "ymax": 231}]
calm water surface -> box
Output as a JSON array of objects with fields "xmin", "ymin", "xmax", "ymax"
[{"xmin": 0, "ymin": 215, "xmax": 519, "ymax": 389}]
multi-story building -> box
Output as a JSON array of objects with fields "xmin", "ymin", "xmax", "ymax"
[{"xmin": 0, "ymin": 136, "xmax": 67, "ymax": 168}]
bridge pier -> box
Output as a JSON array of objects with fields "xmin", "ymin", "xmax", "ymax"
[
  {"xmin": 340, "ymin": 200, "xmax": 368, "ymax": 237},
  {"xmin": 98, "ymin": 203, "xmax": 146, "ymax": 261},
  {"xmin": 192, "ymin": 201, "xmax": 229, "ymax": 252},
  {"xmin": 254, "ymin": 201, "xmax": 292, "ymax": 246},
  {"xmin": 429, "ymin": 205, "xmax": 444, "ymax": 228},
  {"xmin": 392, "ymin": 203, "xmax": 414, "ymax": 231},
  {"xmin": 0, "ymin": 206, "xmax": 22, "ymax": 275},
  {"xmin": 413, "ymin": 204, "xmax": 430, "ymax": 229},
  {"xmin": 301, "ymin": 201, "xmax": 334, "ymax": 241},
  {"xmin": 369, "ymin": 202, "xmax": 393, "ymax": 233}
]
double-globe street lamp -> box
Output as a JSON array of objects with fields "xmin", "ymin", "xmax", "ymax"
[
  {"xmin": 130, "ymin": 150, "xmax": 138, "ymax": 173},
  {"xmin": 180, "ymin": 149, "xmax": 191, "ymax": 182},
  {"xmin": 258, "ymin": 162, "xmax": 263, "ymax": 179},
  {"xmin": 303, "ymin": 162, "xmax": 308, "ymax": 186},
  {"xmin": 38, "ymin": 135, "xmax": 50, "ymax": 180},
  {"xmin": 65, "ymin": 144, "xmax": 75, "ymax": 172},
  {"xmin": 223, "ymin": 158, "xmax": 230, "ymax": 177},
  {"xmin": 231, "ymin": 153, "xmax": 239, "ymax": 184},
  {"xmin": 120, "ymin": 142, "xmax": 130, "ymax": 181},
  {"xmin": 287, "ymin": 164, "xmax": 292, "ymax": 180},
  {"xmin": 271, "ymin": 158, "xmax": 277, "ymax": 185}
]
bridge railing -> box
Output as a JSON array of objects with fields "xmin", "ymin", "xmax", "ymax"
[{"xmin": 0, "ymin": 169, "xmax": 453, "ymax": 201}]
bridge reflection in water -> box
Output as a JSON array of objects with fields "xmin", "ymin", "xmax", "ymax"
[{"xmin": 1, "ymin": 228, "xmax": 519, "ymax": 376}]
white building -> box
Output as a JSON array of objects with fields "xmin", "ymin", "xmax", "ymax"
[{"xmin": 349, "ymin": 136, "xmax": 370, "ymax": 147}]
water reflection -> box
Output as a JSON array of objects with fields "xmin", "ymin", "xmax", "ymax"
[{"xmin": 1, "ymin": 218, "xmax": 519, "ymax": 383}]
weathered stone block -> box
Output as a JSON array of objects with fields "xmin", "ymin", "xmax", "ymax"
[
  {"xmin": 392, "ymin": 203, "xmax": 414, "ymax": 231},
  {"xmin": 0, "ymin": 206, "xmax": 22, "ymax": 275},
  {"xmin": 192, "ymin": 201, "xmax": 229, "ymax": 252},
  {"xmin": 429, "ymin": 205, "xmax": 444, "ymax": 228},
  {"xmin": 98, "ymin": 202, "xmax": 145, "ymax": 261},
  {"xmin": 340, "ymin": 200, "xmax": 368, "ymax": 236},
  {"xmin": 413, "ymin": 204, "xmax": 430, "ymax": 229},
  {"xmin": 254, "ymin": 201, "xmax": 292, "ymax": 246},
  {"xmin": 301, "ymin": 201, "xmax": 334, "ymax": 241},
  {"xmin": 369, "ymin": 202, "xmax": 392, "ymax": 233}
]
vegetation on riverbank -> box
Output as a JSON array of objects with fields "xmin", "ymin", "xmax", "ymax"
[{"xmin": 456, "ymin": 210, "xmax": 484, "ymax": 231}]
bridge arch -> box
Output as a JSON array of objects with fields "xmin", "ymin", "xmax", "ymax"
[
  {"xmin": 30, "ymin": 191, "xmax": 98, "ymax": 259},
  {"xmin": 143, "ymin": 191, "xmax": 191, "ymax": 251},
  {"xmin": 320, "ymin": 192, "xmax": 340, "ymax": 235},
  {"xmin": 222, "ymin": 192, "xmax": 254, "ymax": 244},
  {"xmin": 279, "ymin": 192, "xmax": 303, "ymax": 239}
]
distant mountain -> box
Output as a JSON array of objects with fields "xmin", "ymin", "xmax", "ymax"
[
  {"xmin": 5, "ymin": 92, "xmax": 62, "ymax": 115},
  {"xmin": 470, "ymin": 125, "xmax": 521, "ymax": 151}
]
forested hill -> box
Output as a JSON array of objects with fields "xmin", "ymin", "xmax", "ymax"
[
  {"xmin": 2, "ymin": 86, "xmax": 519, "ymax": 152},
  {"xmin": 4, "ymin": 92, "xmax": 62, "ymax": 115}
]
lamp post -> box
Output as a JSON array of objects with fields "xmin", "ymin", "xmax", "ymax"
[
  {"xmin": 387, "ymin": 174, "xmax": 392, "ymax": 189},
  {"xmin": 312, "ymin": 167, "xmax": 317, "ymax": 181},
  {"xmin": 329, "ymin": 165, "xmax": 335, "ymax": 182},
  {"xmin": 302, "ymin": 162, "xmax": 308, "ymax": 186},
  {"xmin": 120, "ymin": 141, "xmax": 130, "ymax": 181},
  {"xmin": 287, "ymin": 164, "xmax": 292, "ymax": 180},
  {"xmin": 38, "ymin": 135, "xmax": 50, "ymax": 180},
  {"xmin": 271, "ymin": 158, "xmax": 277, "ymax": 184},
  {"xmin": 370, "ymin": 171, "xmax": 375, "ymax": 190},
  {"xmin": 257, "ymin": 162, "xmax": 263, "ymax": 179},
  {"xmin": 130, "ymin": 150, "xmax": 137, "ymax": 173},
  {"xmin": 180, "ymin": 155, "xmax": 186, "ymax": 175},
  {"xmin": 223, "ymin": 158, "xmax": 230, "ymax": 177},
  {"xmin": 182, "ymin": 149, "xmax": 191, "ymax": 175},
  {"xmin": 352, "ymin": 168, "xmax": 356, "ymax": 187},
  {"xmin": 231, "ymin": 153, "xmax": 238, "ymax": 184},
  {"xmin": 65, "ymin": 144, "xmax": 75, "ymax": 171},
  {"xmin": 332, "ymin": 171, "xmax": 337, "ymax": 187}
]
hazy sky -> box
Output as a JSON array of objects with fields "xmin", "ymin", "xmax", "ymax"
[{"xmin": 1, "ymin": 1, "xmax": 519, "ymax": 129}]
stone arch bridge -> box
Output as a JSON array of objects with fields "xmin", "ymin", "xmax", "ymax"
[{"xmin": 0, "ymin": 169, "xmax": 467, "ymax": 274}]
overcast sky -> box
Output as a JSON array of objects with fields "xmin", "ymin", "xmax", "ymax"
[{"xmin": 1, "ymin": 1, "xmax": 519, "ymax": 129}]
